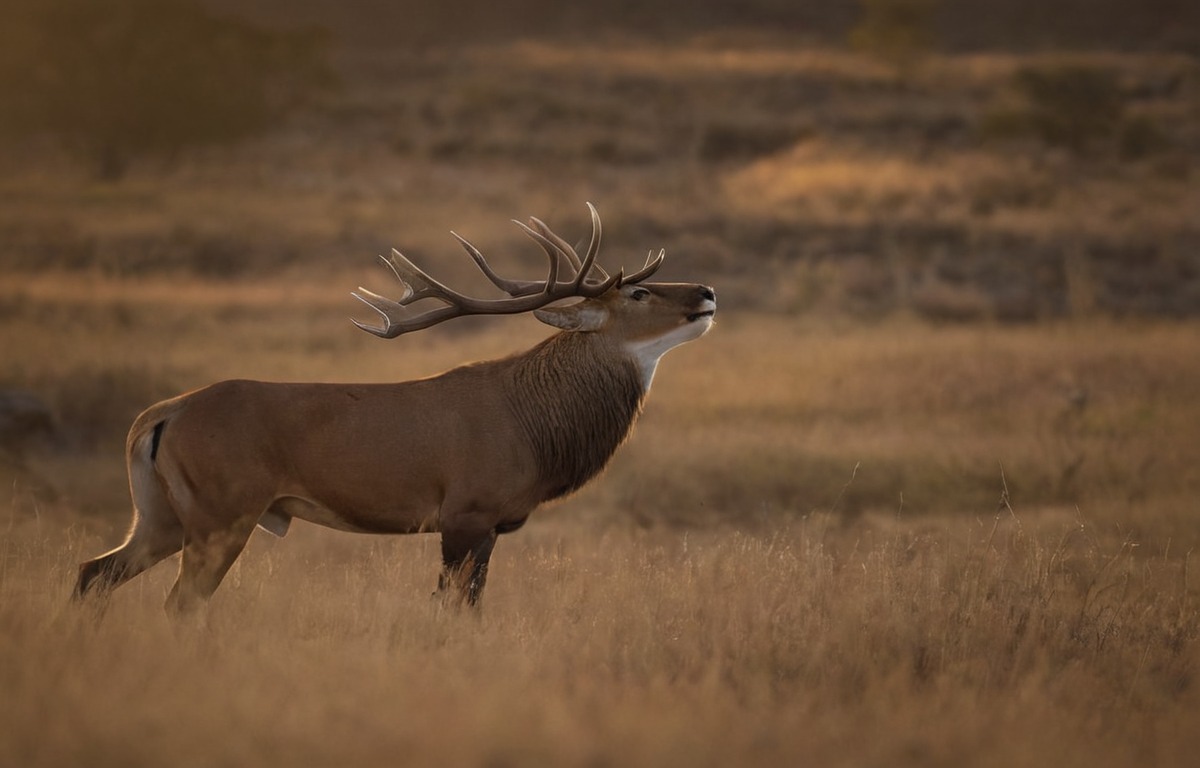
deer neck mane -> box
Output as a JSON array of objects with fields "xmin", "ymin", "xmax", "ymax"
[{"xmin": 504, "ymin": 331, "xmax": 645, "ymax": 501}]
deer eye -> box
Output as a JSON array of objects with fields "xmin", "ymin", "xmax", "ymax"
[{"xmin": 630, "ymin": 288, "xmax": 650, "ymax": 301}]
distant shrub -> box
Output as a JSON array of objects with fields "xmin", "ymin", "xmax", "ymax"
[
  {"xmin": 697, "ymin": 122, "xmax": 809, "ymax": 163},
  {"xmin": 978, "ymin": 64, "xmax": 1168, "ymax": 159},
  {"xmin": 908, "ymin": 279, "xmax": 992, "ymax": 322},
  {"xmin": 976, "ymin": 104, "xmax": 1033, "ymax": 144},
  {"xmin": 1012, "ymin": 65, "xmax": 1123, "ymax": 152},
  {"xmin": 0, "ymin": 364, "xmax": 177, "ymax": 449},
  {"xmin": 1117, "ymin": 113, "xmax": 1171, "ymax": 160},
  {"xmin": 0, "ymin": 391, "xmax": 56, "ymax": 461},
  {"xmin": 0, "ymin": 0, "xmax": 333, "ymax": 180},
  {"xmin": 849, "ymin": 0, "xmax": 941, "ymax": 74}
]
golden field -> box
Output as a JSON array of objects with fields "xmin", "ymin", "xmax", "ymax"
[
  {"xmin": 2, "ymin": 7, "xmax": 1199, "ymax": 766},
  {"xmin": 3, "ymin": 292, "xmax": 1199, "ymax": 766},
  {"xmin": 2, "ymin": 505, "xmax": 1198, "ymax": 767}
]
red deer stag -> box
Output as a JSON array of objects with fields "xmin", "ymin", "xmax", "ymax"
[{"xmin": 74, "ymin": 204, "xmax": 716, "ymax": 613}]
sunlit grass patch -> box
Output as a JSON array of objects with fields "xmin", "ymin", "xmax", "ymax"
[{"xmin": 2, "ymin": 503, "xmax": 1197, "ymax": 767}]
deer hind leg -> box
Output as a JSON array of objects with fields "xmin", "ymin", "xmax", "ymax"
[
  {"xmin": 74, "ymin": 515, "xmax": 183, "ymax": 599},
  {"xmin": 74, "ymin": 445, "xmax": 183, "ymax": 600},
  {"xmin": 164, "ymin": 514, "xmax": 258, "ymax": 617},
  {"xmin": 437, "ymin": 527, "xmax": 498, "ymax": 608}
]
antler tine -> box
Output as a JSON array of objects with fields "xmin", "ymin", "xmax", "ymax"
[
  {"xmin": 511, "ymin": 219, "xmax": 571, "ymax": 291},
  {"xmin": 381, "ymin": 248, "xmax": 461, "ymax": 305},
  {"xmin": 351, "ymin": 286, "xmax": 404, "ymax": 337},
  {"xmin": 528, "ymin": 201, "xmax": 611, "ymax": 282},
  {"xmin": 513, "ymin": 218, "xmax": 617, "ymax": 297},
  {"xmin": 572, "ymin": 219, "xmax": 605, "ymax": 290},
  {"xmin": 450, "ymin": 231, "xmax": 541, "ymax": 298},
  {"xmin": 527, "ymin": 217, "xmax": 577, "ymax": 268},
  {"xmin": 375, "ymin": 253, "xmax": 414, "ymax": 302},
  {"xmin": 588, "ymin": 268, "xmax": 623, "ymax": 296},
  {"xmin": 583, "ymin": 201, "xmax": 607, "ymax": 280},
  {"xmin": 350, "ymin": 247, "xmax": 489, "ymax": 337},
  {"xmin": 542, "ymin": 229, "xmax": 561, "ymax": 293},
  {"xmin": 622, "ymin": 248, "xmax": 665, "ymax": 285},
  {"xmin": 351, "ymin": 287, "xmax": 457, "ymax": 338}
]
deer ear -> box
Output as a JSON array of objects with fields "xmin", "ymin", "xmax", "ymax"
[{"xmin": 534, "ymin": 302, "xmax": 607, "ymax": 331}]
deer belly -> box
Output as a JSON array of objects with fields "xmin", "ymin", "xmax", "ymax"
[{"xmin": 267, "ymin": 495, "xmax": 439, "ymax": 535}]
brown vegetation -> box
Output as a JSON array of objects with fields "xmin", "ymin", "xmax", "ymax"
[
  {"xmin": 2, "ymin": 38, "xmax": 1195, "ymax": 319},
  {"xmin": 3, "ymin": 286, "xmax": 1199, "ymax": 765},
  {"xmin": 3, "ymin": 497, "xmax": 1199, "ymax": 766}
]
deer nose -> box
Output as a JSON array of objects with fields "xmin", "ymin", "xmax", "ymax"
[{"xmin": 699, "ymin": 286, "xmax": 716, "ymax": 302}]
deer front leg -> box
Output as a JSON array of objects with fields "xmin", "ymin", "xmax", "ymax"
[{"xmin": 438, "ymin": 527, "xmax": 498, "ymax": 608}]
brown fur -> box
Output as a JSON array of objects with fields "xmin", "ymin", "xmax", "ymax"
[{"xmin": 506, "ymin": 331, "xmax": 645, "ymax": 501}]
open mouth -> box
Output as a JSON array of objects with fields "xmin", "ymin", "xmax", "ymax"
[{"xmin": 687, "ymin": 310, "xmax": 716, "ymax": 322}]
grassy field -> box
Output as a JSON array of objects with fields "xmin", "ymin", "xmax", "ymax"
[
  {"xmin": 2, "ymin": 11, "xmax": 1199, "ymax": 767},
  {"xmin": 2, "ymin": 508, "xmax": 1198, "ymax": 767},
  {"xmin": 3, "ymin": 297, "xmax": 1199, "ymax": 766}
]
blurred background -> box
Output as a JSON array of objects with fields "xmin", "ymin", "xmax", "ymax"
[
  {"xmin": 2, "ymin": 0, "xmax": 1196, "ymax": 313},
  {"xmin": 0, "ymin": 0, "xmax": 1197, "ymax": 527}
]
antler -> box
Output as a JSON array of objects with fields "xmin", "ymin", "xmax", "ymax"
[{"xmin": 352, "ymin": 203, "xmax": 664, "ymax": 338}]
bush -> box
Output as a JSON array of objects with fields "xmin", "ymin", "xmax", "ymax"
[
  {"xmin": 0, "ymin": 0, "xmax": 333, "ymax": 179},
  {"xmin": 849, "ymin": 0, "xmax": 941, "ymax": 74},
  {"xmin": 1117, "ymin": 113, "xmax": 1171, "ymax": 160},
  {"xmin": 1012, "ymin": 64, "xmax": 1124, "ymax": 152},
  {"xmin": 697, "ymin": 122, "xmax": 809, "ymax": 163}
]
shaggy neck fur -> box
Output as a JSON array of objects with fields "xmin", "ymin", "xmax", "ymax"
[{"xmin": 505, "ymin": 331, "xmax": 645, "ymax": 501}]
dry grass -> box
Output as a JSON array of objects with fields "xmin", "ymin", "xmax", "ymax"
[{"xmin": 2, "ymin": 507, "xmax": 1198, "ymax": 767}]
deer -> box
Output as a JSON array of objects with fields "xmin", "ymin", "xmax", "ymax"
[{"xmin": 73, "ymin": 203, "xmax": 716, "ymax": 615}]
